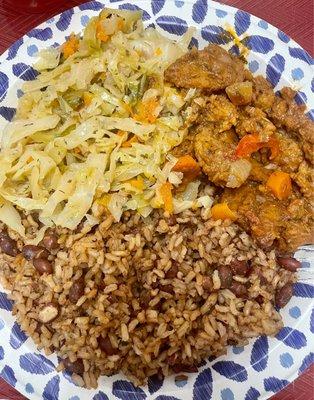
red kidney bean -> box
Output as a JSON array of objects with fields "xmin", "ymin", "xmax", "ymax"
[
  {"xmin": 230, "ymin": 260, "xmax": 248, "ymax": 275},
  {"xmin": 22, "ymin": 245, "xmax": 49, "ymax": 261},
  {"xmin": 161, "ymin": 284, "xmax": 174, "ymax": 295},
  {"xmin": 275, "ymin": 283, "xmax": 293, "ymax": 308},
  {"xmin": 277, "ymin": 257, "xmax": 301, "ymax": 272},
  {"xmin": 255, "ymin": 295, "xmax": 264, "ymax": 305},
  {"xmin": 167, "ymin": 215, "xmax": 177, "ymax": 226},
  {"xmin": 165, "ymin": 263, "xmax": 179, "ymax": 279},
  {"xmin": 218, "ymin": 265, "xmax": 233, "ymax": 289},
  {"xmin": 68, "ymin": 278, "xmax": 85, "ymax": 304},
  {"xmin": 107, "ymin": 294, "xmax": 117, "ymax": 303},
  {"xmin": 42, "ymin": 233, "xmax": 59, "ymax": 250},
  {"xmin": 160, "ymin": 339, "xmax": 170, "ymax": 353},
  {"xmin": 63, "ymin": 358, "xmax": 84, "ymax": 375},
  {"xmin": 0, "ymin": 234, "xmax": 18, "ymax": 257},
  {"xmin": 33, "ymin": 258, "xmax": 53, "ymax": 275},
  {"xmin": 230, "ymin": 281, "xmax": 247, "ymax": 297},
  {"xmin": 98, "ymin": 336, "xmax": 117, "ymax": 355},
  {"xmin": 202, "ymin": 276, "xmax": 213, "ymax": 292}
]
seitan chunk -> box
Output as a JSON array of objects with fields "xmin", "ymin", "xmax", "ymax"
[
  {"xmin": 222, "ymin": 182, "xmax": 314, "ymax": 253},
  {"xmin": 165, "ymin": 44, "xmax": 245, "ymax": 91}
]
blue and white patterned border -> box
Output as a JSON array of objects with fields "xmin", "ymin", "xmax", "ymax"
[{"xmin": 0, "ymin": 1, "xmax": 313, "ymax": 399}]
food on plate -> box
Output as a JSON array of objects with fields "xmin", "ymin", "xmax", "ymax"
[
  {"xmin": 221, "ymin": 182, "xmax": 312, "ymax": 252},
  {"xmin": 0, "ymin": 7, "xmax": 200, "ymax": 233},
  {"xmin": 0, "ymin": 8, "xmax": 313, "ymax": 388},
  {"xmin": 0, "ymin": 205, "xmax": 297, "ymax": 387},
  {"xmin": 167, "ymin": 44, "xmax": 313, "ymax": 252},
  {"xmin": 164, "ymin": 44, "xmax": 246, "ymax": 91}
]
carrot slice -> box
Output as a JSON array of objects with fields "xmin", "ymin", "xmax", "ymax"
[
  {"xmin": 96, "ymin": 21, "xmax": 109, "ymax": 42},
  {"xmin": 159, "ymin": 182, "xmax": 174, "ymax": 214},
  {"xmin": 211, "ymin": 203, "xmax": 237, "ymax": 221},
  {"xmin": 266, "ymin": 171, "xmax": 292, "ymax": 200},
  {"xmin": 134, "ymin": 98, "xmax": 159, "ymax": 124},
  {"xmin": 235, "ymin": 133, "xmax": 263, "ymax": 158},
  {"xmin": 128, "ymin": 177, "xmax": 144, "ymax": 190},
  {"xmin": 62, "ymin": 34, "xmax": 79, "ymax": 58},
  {"xmin": 155, "ymin": 47, "xmax": 163, "ymax": 56},
  {"xmin": 172, "ymin": 155, "xmax": 201, "ymax": 181}
]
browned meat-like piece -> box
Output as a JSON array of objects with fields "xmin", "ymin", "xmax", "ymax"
[
  {"xmin": 235, "ymin": 107, "xmax": 303, "ymax": 174},
  {"xmin": 249, "ymin": 80, "xmax": 314, "ymax": 164},
  {"xmin": 195, "ymin": 126, "xmax": 251, "ymax": 188},
  {"xmin": 221, "ymin": 182, "xmax": 314, "ymax": 253},
  {"xmin": 171, "ymin": 135, "xmax": 195, "ymax": 158},
  {"xmin": 164, "ymin": 44, "xmax": 245, "ymax": 91},
  {"xmin": 196, "ymin": 95, "xmax": 238, "ymax": 133},
  {"xmin": 268, "ymin": 87, "xmax": 314, "ymax": 164},
  {"xmin": 188, "ymin": 95, "xmax": 254, "ymax": 188},
  {"xmin": 165, "ymin": 45, "xmax": 314, "ymax": 254},
  {"xmin": 251, "ymin": 76, "xmax": 276, "ymax": 111},
  {"xmin": 271, "ymin": 131, "xmax": 303, "ymax": 173},
  {"xmin": 234, "ymin": 130, "xmax": 302, "ymax": 182},
  {"xmin": 293, "ymin": 161, "xmax": 314, "ymax": 199},
  {"xmin": 299, "ymin": 123, "xmax": 314, "ymax": 164},
  {"xmin": 235, "ymin": 106, "xmax": 276, "ymax": 139}
]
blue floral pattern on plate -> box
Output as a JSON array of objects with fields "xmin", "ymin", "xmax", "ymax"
[{"xmin": 0, "ymin": 1, "xmax": 313, "ymax": 399}]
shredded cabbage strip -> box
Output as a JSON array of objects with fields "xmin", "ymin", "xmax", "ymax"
[{"xmin": 0, "ymin": 8, "xmax": 212, "ymax": 238}]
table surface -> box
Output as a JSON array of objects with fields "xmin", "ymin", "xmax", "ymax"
[{"xmin": 0, "ymin": 0, "xmax": 313, "ymax": 399}]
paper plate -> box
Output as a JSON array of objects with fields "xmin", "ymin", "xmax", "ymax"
[{"xmin": 0, "ymin": 1, "xmax": 313, "ymax": 399}]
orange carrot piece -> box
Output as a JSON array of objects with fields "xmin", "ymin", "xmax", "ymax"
[
  {"xmin": 266, "ymin": 171, "xmax": 292, "ymax": 200},
  {"xmin": 96, "ymin": 21, "xmax": 109, "ymax": 42},
  {"xmin": 128, "ymin": 177, "xmax": 144, "ymax": 190},
  {"xmin": 172, "ymin": 155, "xmax": 201, "ymax": 181},
  {"xmin": 155, "ymin": 47, "xmax": 163, "ymax": 56},
  {"xmin": 235, "ymin": 133, "xmax": 280, "ymax": 160},
  {"xmin": 235, "ymin": 133, "xmax": 263, "ymax": 158},
  {"xmin": 134, "ymin": 98, "xmax": 159, "ymax": 124},
  {"xmin": 211, "ymin": 203, "xmax": 237, "ymax": 221},
  {"xmin": 159, "ymin": 182, "xmax": 174, "ymax": 214},
  {"xmin": 62, "ymin": 34, "xmax": 79, "ymax": 58}
]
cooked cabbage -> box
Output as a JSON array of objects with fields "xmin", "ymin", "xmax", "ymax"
[
  {"xmin": 0, "ymin": 197, "xmax": 25, "ymax": 237},
  {"xmin": 34, "ymin": 48, "xmax": 61, "ymax": 71},
  {"xmin": 0, "ymin": 8, "xmax": 209, "ymax": 234}
]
